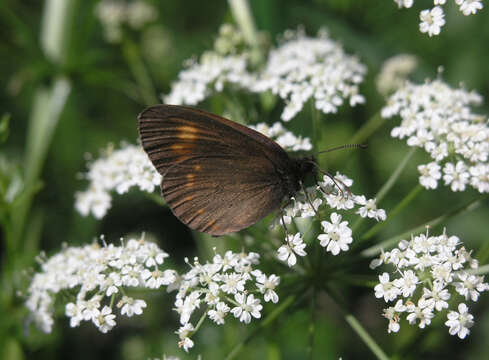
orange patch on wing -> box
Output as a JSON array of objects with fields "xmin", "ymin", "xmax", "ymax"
[
  {"xmin": 178, "ymin": 125, "xmax": 199, "ymax": 140},
  {"xmin": 194, "ymin": 164, "xmax": 202, "ymax": 171},
  {"xmin": 186, "ymin": 173, "xmax": 195, "ymax": 180},
  {"xmin": 185, "ymin": 195, "xmax": 194, "ymax": 202},
  {"xmin": 197, "ymin": 209, "xmax": 204, "ymax": 215}
]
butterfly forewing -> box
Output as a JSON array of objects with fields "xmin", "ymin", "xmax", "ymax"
[{"xmin": 138, "ymin": 105, "xmax": 292, "ymax": 235}]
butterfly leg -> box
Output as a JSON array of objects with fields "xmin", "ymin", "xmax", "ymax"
[
  {"xmin": 279, "ymin": 200, "xmax": 291, "ymax": 243},
  {"xmin": 314, "ymin": 168, "xmax": 352, "ymax": 198},
  {"xmin": 299, "ymin": 180, "xmax": 319, "ymax": 216}
]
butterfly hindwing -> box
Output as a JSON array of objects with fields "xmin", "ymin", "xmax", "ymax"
[{"xmin": 138, "ymin": 105, "xmax": 293, "ymax": 235}]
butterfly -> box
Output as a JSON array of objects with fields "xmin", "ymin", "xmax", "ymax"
[{"xmin": 138, "ymin": 105, "xmax": 317, "ymax": 236}]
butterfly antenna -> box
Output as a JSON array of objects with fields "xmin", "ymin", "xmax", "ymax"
[{"xmin": 314, "ymin": 143, "xmax": 367, "ymax": 156}]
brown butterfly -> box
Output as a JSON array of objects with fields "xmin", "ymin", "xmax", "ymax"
[{"xmin": 138, "ymin": 105, "xmax": 317, "ymax": 236}]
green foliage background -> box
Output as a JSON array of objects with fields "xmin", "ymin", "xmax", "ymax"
[{"xmin": 0, "ymin": 0, "xmax": 488, "ymax": 359}]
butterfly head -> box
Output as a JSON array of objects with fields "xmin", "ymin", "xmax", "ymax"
[{"xmin": 296, "ymin": 155, "xmax": 317, "ymax": 180}]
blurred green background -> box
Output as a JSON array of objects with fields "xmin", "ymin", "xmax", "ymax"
[{"xmin": 1, "ymin": 0, "xmax": 488, "ymax": 359}]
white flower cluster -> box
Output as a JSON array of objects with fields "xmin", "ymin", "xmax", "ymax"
[
  {"xmin": 371, "ymin": 229, "xmax": 489, "ymax": 338},
  {"xmin": 25, "ymin": 234, "xmax": 176, "ymax": 334},
  {"xmin": 277, "ymin": 173, "xmax": 386, "ymax": 267},
  {"xmin": 171, "ymin": 251, "xmax": 279, "ymax": 352},
  {"xmin": 163, "ymin": 24, "xmax": 254, "ymax": 106},
  {"xmin": 251, "ymin": 28, "xmax": 366, "ymax": 121},
  {"xmin": 382, "ymin": 79, "xmax": 488, "ymax": 193},
  {"xmin": 164, "ymin": 26, "xmax": 366, "ymax": 122},
  {"xmin": 250, "ymin": 122, "xmax": 312, "ymax": 151},
  {"xmin": 163, "ymin": 52, "xmax": 254, "ymax": 106},
  {"xmin": 75, "ymin": 143, "xmax": 161, "ymax": 219},
  {"xmin": 95, "ymin": 0, "xmax": 158, "ymax": 43},
  {"xmin": 393, "ymin": 1, "xmax": 483, "ymax": 36},
  {"xmin": 376, "ymin": 54, "xmax": 418, "ymax": 96}
]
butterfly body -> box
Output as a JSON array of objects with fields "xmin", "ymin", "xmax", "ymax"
[{"xmin": 138, "ymin": 105, "xmax": 316, "ymax": 235}]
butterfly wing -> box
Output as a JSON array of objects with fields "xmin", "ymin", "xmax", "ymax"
[{"xmin": 138, "ymin": 105, "xmax": 292, "ymax": 235}]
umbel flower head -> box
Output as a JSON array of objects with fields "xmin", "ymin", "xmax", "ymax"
[
  {"xmin": 392, "ymin": 1, "xmax": 483, "ymax": 36},
  {"xmin": 25, "ymin": 234, "xmax": 175, "ymax": 334},
  {"xmin": 163, "ymin": 25, "xmax": 366, "ymax": 122},
  {"xmin": 382, "ymin": 79, "xmax": 489, "ymax": 193},
  {"xmin": 277, "ymin": 172, "xmax": 386, "ymax": 267},
  {"xmin": 95, "ymin": 0, "xmax": 158, "ymax": 43},
  {"xmin": 251, "ymin": 27, "xmax": 366, "ymax": 121},
  {"xmin": 75, "ymin": 143, "xmax": 161, "ymax": 219},
  {"xmin": 371, "ymin": 228, "xmax": 489, "ymax": 338},
  {"xmin": 171, "ymin": 250, "xmax": 280, "ymax": 352}
]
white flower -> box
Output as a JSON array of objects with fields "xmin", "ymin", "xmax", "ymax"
[
  {"xmin": 374, "ymin": 273, "xmax": 400, "ymax": 302},
  {"xmin": 355, "ymin": 196, "xmax": 386, "ymax": 221},
  {"xmin": 251, "ymin": 28, "xmax": 366, "ymax": 121},
  {"xmin": 393, "ymin": 0, "xmax": 413, "ymax": 8},
  {"xmin": 383, "ymin": 299, "xmax": 406, "ymax": 333},
  {"xmin": 443, "ymin": 161, "xmax": 470, "ymax": 191},
  {"xmin": 104, "ymin": 272, "xmax": 122, "ymax": 296},
  {"xmin": 406, "ymin": 300, "xmax": 435, "ymax": 328},
  {"xmin": 177, "ymin": 323, "xmax": 194, "ymax": 352},
  {"xmin": 393, "ymin": 270, "xmax": 418, "ymax": 297},
  {"xmin": 277, "ymin": 233, "xmax": 307, "ymax": 266},
  {"xmin": 250, "ymin": 122, "xmax": 312, "ymax": 152},
  {"xmin": 420, "ymin": 281, "xmax": 450, "ymax": 311},
  {"xmin": 454, "ymin": 272, "xmax": 489, "ymax": 301},
  {"xmin": 383, "ymin": 79, "xmax": 488, "ymax": 194},
  {"xmin": 372, "ymin": 229, "xmax": 488, "ymax": 338},
  {"xmin": 75, "ymin": 144, "xmax": 162, "ymax": 218},
  {"xmin": 419, "ymin": 7, "xmax": 445, "ymax": 36},
  {"xmin": 456, "ymin": 0, "xmax": 483, "ymax": 16},
  {"xmin": 119, "ymin": 296, "xmax": 147, "ymax": 317},
  {"xmin": 65, "ymin": 302, "xmax": 84, "ymax": 328},
  {"xmin": 445, "ymin": 303, "xmax": 474, "ymax": 339},
  {"xmin": 82, "ymin": 295, "xmax": 102, "ymax": 321},
  {"xmin": 318, "ymin": 213, "xmax": 353, "ymax": 255},
  {"xmin": 208, "ymin": 302, "xmax": 230, "ymax": 325},
  {"xmin": 220, "ymin": 273, "xmax": 246, "ymax": 294},
  {"xmin": 376, "ymin": 54, "xmax": 417, "ymax": 96},
  {"xmin": 94, "ymin": 0, "xmax": 158, "ymax": 43},
  {"xmin": 170, "ymin": 250, "xmax": 279, "ymax": 348},
  {"xmin": 256, "ymin": 274, "xmax": 280, "ymax": 303},
  {"xmin": 92, "ymin": 306, "xmax": 116, "ymax": 333},
  {"xmin": 418, "ymin": 162, "xmax": 441, "ymax": 189},
  {"xmin": 231, "ymin": 293, "xmax": 263, "ymax": 324},
  {"xmin": 142, "ymin": 268, "xmax": 176, "ymax": 289}
]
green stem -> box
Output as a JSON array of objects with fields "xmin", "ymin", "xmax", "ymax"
[
  {"xmin": 351, "ymin": 147, "xmax": 418, "ymax": 235},
  {"xmin": 475, "ymin": 239, "xmax": 489, "ymax": 264},
  {"xmin": 359, "ymin": 184, "xmax": 423, "ymax": 243},
  {"xmin": 225, "ymin": 294, "xmax": 296, "ymax": 360},
  {"xmin": 349, "ymin": 112, "xmax": 387, "ymax": 146},
  {"xmin": 307, "ymin": 289, "xmax": 316, "ymax": 360},
  {"xmin": 326, "ymin": 285, "xmax": 390, "ymax": 360},
  {"xmin": 122, "ymin": 39, "xmax": 158, "ymax": 105},
  {"xmin": 311, "ymin": 100, "xmax": 322, "ymax": 155},
  {"xmin": 375, "ymin": 147, "xmax": 417, "ymax": 204},
  {"xmin": 334, "ymin": 112, "xmax": 388, "ymax": 165},
  {"xmin": 344, "ymin": 314, "xmax": 390, "ymax": 360},
  {"xmin": 361, "ymin": 196, "xmax": 485, "ymax": 258},
  {"xmin": 228, "ymin": 0, "xmax": 262, "ymax": 65},
  {"xmin": 193, "ymin": 310, "xmax": 209, "ymax": 333}
]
